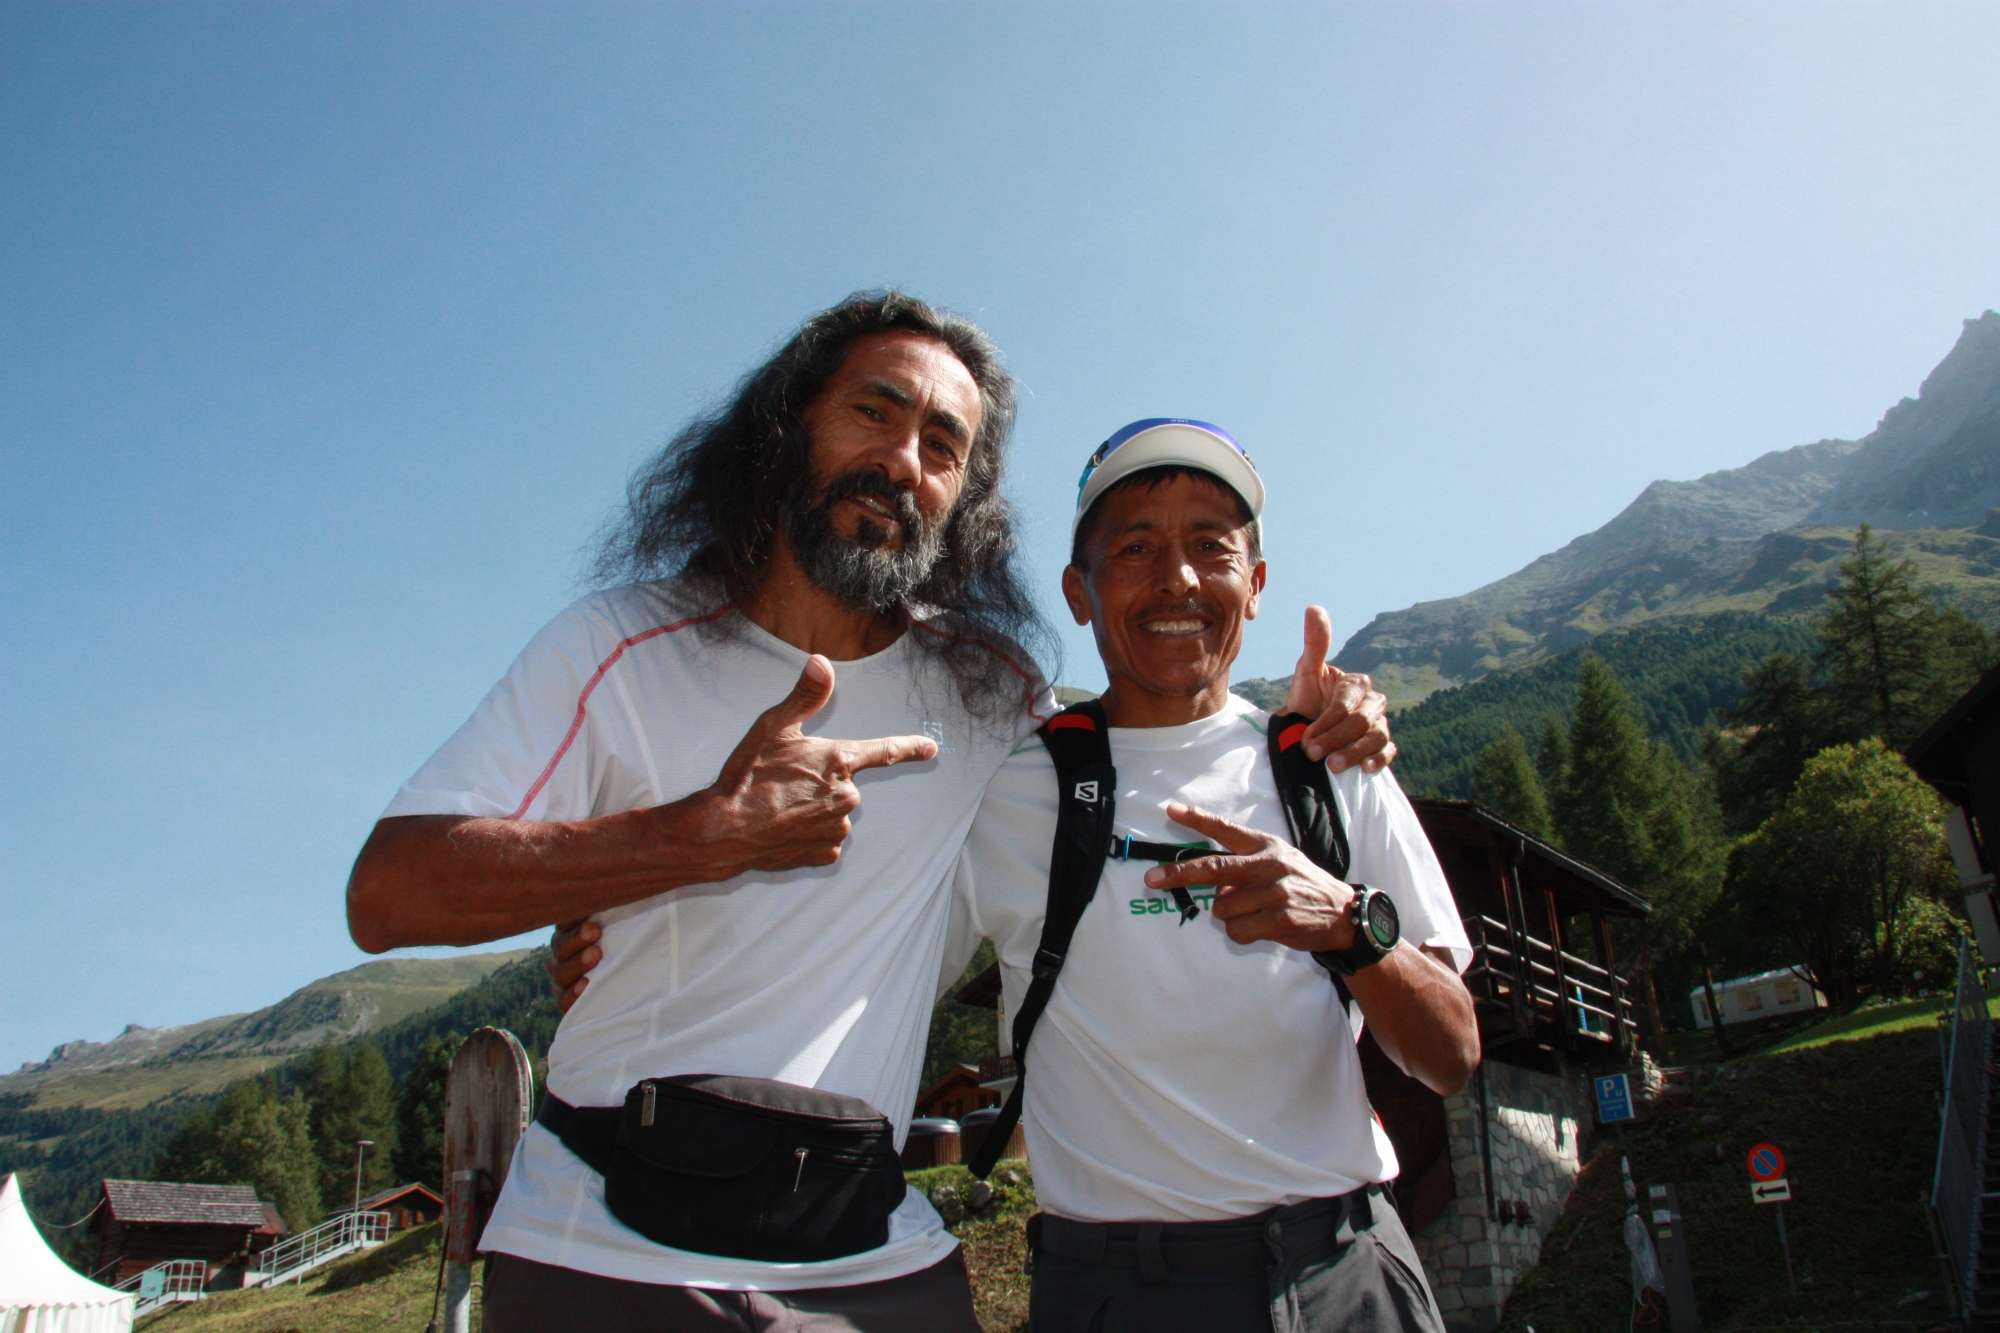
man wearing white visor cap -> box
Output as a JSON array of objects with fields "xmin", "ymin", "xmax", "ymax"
[{"xmin": 940, "ymin": 418, "xmax": 1476, "ymax": 1331}]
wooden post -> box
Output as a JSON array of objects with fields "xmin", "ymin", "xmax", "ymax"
[
  {"xmin": 1544, "ymin": 886, "xmax": 1573, "ymax": 1043},
  {"xmin": 1488, "ymin": 840, "xmax": 1533, "ymax": 1037},
  {"xmin": 442, "ymin": 1028, "xmax": 532, "ymax": 1333},
  {"xmin": 1595, "ymin": 914, "xmax": 1633, "ymax": 1058}
]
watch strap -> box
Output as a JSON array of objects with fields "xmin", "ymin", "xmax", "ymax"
[{"xmin": 1311, "ymin": 884, "xmax": 1396, "ymax": 977}]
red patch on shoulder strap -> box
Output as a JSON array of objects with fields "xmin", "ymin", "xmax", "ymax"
[
  {"xmin": 1278, "ymin": 722, "xmax": 1308, "ymax": 751},
  {"xmin": 1048, "ymin": 714, "xmax": 1097, "ymax": 732}
]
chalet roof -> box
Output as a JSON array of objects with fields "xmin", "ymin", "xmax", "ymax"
[
  {"xmin": 101, "ymin": 1180, "xmax": 267, "ymax": 1227},
  {"xmin": 257, "ymin": 1201, "xmax": 289, "ymax": 1236},
  {"xmin": 1906, "ymin": 660, "xmax": 2000, "ymax": 794},
  {"xmin": 350, "ymin": 1183, "xmax": 443, "ymax": 1213},
  {"xmin": 1683, "ymin": 966, "xmax": 1817, "ymax": 1001},
  {"xmin": 1409, "ymin": 799, "xmax": 1651, "ymax": 918},
  {"xmin": 917, "ymin": 1064, "xmax": 985, "ymax": 1102}
]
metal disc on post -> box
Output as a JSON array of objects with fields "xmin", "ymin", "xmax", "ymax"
[{"xmin": 441, "ymin": 1027, "xmax": 532, "ymax": 1333}]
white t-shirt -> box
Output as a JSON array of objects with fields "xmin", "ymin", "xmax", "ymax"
[
  {"xmin": 384, "ymin": 581, "xmax": 1047, "ymax": 1289},
  {"xmin": 944, "ymin": 695, "xmax": 1468, "ymax": 1225}
]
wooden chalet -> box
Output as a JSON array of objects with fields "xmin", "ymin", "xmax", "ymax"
[
  {"xmin": 91, "ymin": 1180, "xmax": 282, "ymax": 1286},
  {"xmin": 1906, "ymin": 661, "xmax": 2000, "ymax": 961},
  {"xmin": 1359, "ymin": 799, "xmax": 1648, "ymax": 1240},
  {"xmin": 914, "ymin": 1064, "xmax": 1000, "ymax": 1122},
  {"xmin": 332, "ymin": 1182, "xmax": 444, "ymax": 1231},
  {"xmin": 1409, "ymin": 798, "xmax": 1646, "ymax": 1070}
]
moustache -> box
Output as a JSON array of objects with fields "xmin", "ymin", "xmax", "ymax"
[
  {"xmin": 1137, "ymin": 600, "xmax": 1219, "ymax": 623},
  {"xmin": 815, "ymin": 471, "xmax": 925, "ymax": 536}
]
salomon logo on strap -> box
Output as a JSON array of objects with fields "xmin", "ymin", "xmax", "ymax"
[{"xmin": 1073, "ymin": 781, "xmax": 1099, "ymax": 803}]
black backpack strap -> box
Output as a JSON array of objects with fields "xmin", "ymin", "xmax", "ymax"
[
  {"xmin": 1267, "ymin": 712, "xmax": 1356, "ymax": 1008},
  {"xmin": 968, "ymin": 699, "xmax": 1114, "ymax": 1179}
]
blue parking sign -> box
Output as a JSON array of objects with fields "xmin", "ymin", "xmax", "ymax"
[{"xmin": 1594, "ymin": 1073, "xmax": 1634, "ymax": 1123}]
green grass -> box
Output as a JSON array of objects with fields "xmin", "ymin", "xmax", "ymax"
[
  {"xmin": 1498, "ymin": 1025, "xmax": 1948, "ymax": 1331},
  {"xmin": 1658, "ymin": 993, "xmax": 1994, "ymax": 1068},
  {"xmin": 1760, "ymin": 994, "xmax": 1976, "ymax": 1054},
  {"xmin": 26, "ymin": 1057, "xmax": 282, "ymax": 1111},
  {"xmin": 908, "ymin": 1162, "xmax": 1036, "ymax": 1332},
  {"xmin": 132, "ymin": 1170, "xmax": 1040, "ymax": 1333},
  {"xmin": 137, "ymin": 1224, "xmax": 465, "ymax": 1332}
]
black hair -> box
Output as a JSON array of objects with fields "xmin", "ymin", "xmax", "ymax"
[
  {"xmin": 1068, "ymin": 464, "xmax": 1263, "ymax": 570},
  {"xmin": 592, "ymin": 289, "xmax": 1053, "ymax": 721}
]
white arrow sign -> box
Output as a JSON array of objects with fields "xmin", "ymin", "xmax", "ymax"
[{"xmin": 1752, "ymin": 1178, "xmax": 1792, "ymax": 1204}]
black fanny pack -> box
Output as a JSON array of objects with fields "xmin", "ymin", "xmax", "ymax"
[{"xmin": 538, "ymin": 1074, "xmax": 907, "ymax": 1263}]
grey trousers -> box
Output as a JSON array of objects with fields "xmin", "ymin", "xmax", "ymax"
[
  {"xmin": 1027, "ymin": 1187, "xmax": 1447, "ymax": 1333},
  {"xmin": 482, "ymin": 1249, "xmax": 982, "ymax": 1333}
]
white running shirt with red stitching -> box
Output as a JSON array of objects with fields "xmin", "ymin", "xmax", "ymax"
[{"xmin": 384, "ymin": 580, "xmax": 1049, "ymax": 1290}]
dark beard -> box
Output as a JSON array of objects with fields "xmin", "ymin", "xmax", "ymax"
[{"xmin": 783, "ymin": 470, "xmax": 946, "ymax": 614}]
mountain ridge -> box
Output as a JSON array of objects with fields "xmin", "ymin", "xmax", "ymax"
[
  {"xmin": 2, "ymin": 952, "xmax": 531, "ymax": 1098},
  {"xmin": 1336, "ymin": 311, "xmax": 2000, "ymax": 702}
]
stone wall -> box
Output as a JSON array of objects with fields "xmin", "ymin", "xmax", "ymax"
[{"xmin": 1413, "ymin": 1058, "xmax": 1599, "ymax": 1333}]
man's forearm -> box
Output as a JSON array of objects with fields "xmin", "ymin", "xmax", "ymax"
[
  {"xmin": 1348, "ymin": 945, "xmax": 1480, "ymax": 1095},
  {"xmin": 346, "ymin": 791, "xmax": 757, "ymax": 952}
]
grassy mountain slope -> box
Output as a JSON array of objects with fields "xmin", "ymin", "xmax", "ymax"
[
  {"xmin": 163, "ymin": 953, "xmax": 534, "ymax": 1065},
  {"xmin": 0, "ymin": 950, "xmax": 539, "ymax": 1260},
  {"xmin": 1498, "ymin": 1018, "xmax": 1947, "ymax": 1330},
  {"xmin": 1336, "ymin": 311, "xmax": 2000, "ymax": 704},
  {"xmin": 366, "ymin": 947, "xmax": 561, "ymax": 1078},
  {"xmin": 1244, "ymin": 612, "xmax": 1822, "ymax": 799},
  {"xmin": 2, "ymin": 952, "xmax": 531, "ymax": 1101}
]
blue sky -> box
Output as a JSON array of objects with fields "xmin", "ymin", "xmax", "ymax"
[{"xmin": 4, "ymin": 1, "xmax": 1997, "ymax": 1071}]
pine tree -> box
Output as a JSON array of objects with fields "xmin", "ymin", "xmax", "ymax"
[
  {"xmin": 1553, "ymin": 656, "xmax": 1723, "ymax": 1044},
  {"xmin": 1535, "ymin": 720, "xmax": 1569, "ymax": 812},
  {"xmin": 303, "ymin": 1041, "xmax": 399, "ymax": 1208},
  {"xmin": 1473, "ymin": 727, "xmax": 1552, "ymax": 839},
  {"xmin": 1709, "ymin": 651, "xmax": 1825, "ymax": 835},
  {"xmin": 1817, "ymin": 525, "xmax": 1994, "ymax": 747},
  {"xmin": 392, "ymin": 1032, "xmax": 463, "ymax": 1192},
  {"xmin": 151, "ymin": 1077, "xmax": 321, "ymax": 1230}
]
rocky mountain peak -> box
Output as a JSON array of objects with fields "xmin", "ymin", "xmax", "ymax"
[{"xmin": 1336, "ymin": 311, "xmax": 2000, "ymax": 702}]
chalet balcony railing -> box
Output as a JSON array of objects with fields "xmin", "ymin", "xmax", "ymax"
[
  {"xmin": 116, "ymin": 1258, "xmax": 208, "ymax": 1316},
  {"xmin": 977, "ymin": 1056, "xmax": 1018, "ymax": 1089},
  {"xmin": 1463, "ymin": 915, "xmax": 1637, "ymax": 1057},
  {"xmin": 250, "ymin": 1209, "xmax": 390, "ymax": 1287}
]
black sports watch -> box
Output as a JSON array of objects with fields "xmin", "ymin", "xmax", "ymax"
[{"xmin": 1312, "ymin": 884, "xmax": 1400, "ymax": 977}]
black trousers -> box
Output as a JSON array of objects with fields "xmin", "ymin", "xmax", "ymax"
[{"xmin": 1027, "ymin": 1187, "xmax": 1447, "ymax": 1333}]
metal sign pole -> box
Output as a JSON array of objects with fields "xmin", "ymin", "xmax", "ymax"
[
  {"xmin": 1773, "ymin": 1201, "xmax": 1797, "ymax": 1298},
  {"xmin": 1648, "ymin": 1182, "xmax": 1702, "ymax": 1332}
]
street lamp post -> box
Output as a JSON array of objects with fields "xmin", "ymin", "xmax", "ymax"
[{"xmin": 353, "ymin": 1139, "xmax": 374, "ymax": 1218}]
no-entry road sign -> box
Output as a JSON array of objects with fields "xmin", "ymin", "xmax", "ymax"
[
  {"xmin": 1752, "ymin": 1178, "xmax": 1792, "ymax": 1204},
  {"xmin": 1747, "ymin": 1143, "xmax": 1785, "ymax": 1181}
]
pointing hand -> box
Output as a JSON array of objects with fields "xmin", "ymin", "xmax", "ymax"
[{"xmin": 704, "ymin": 656, "xmax": 938, "ymax": 872}]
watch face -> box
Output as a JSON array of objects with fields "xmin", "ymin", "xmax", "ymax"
[{"xmin": 1365, "ymin": 892, "xmax": 1399, "ymax": 947}]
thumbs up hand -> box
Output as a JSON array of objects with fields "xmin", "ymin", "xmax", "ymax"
[
  {"xmin": 1280, "ymin": 607, "xmax": 1395, "ymax": 772},
  {"xmin": 702, "ymin": 656, "xmax": 939, "ymax": 872}
]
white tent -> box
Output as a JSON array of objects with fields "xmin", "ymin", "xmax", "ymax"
[{"xmin": 0, "ymin": 1175, "xmax": 133, "ymax": 1333}]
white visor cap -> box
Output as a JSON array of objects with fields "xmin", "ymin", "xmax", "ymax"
[{"xmin": 1071, "ymin": 418, "xmax": 1266, "ymax": 539}]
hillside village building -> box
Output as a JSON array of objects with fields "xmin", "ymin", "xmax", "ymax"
[
  {"xmin": 1907, "ymin": 659, "xmax": 2000, "ymax": 965},
  {"xmin": 90, "ymin": 1180, "xmax": 285, "ymax": 1288},
  {"xmin": 329, "ymin": 1182, "xmax": 443, "ymax": 1232},
  {"xmin": 1687, "ymin": 967, "xmax": 1828, "ymax": 1029}
]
